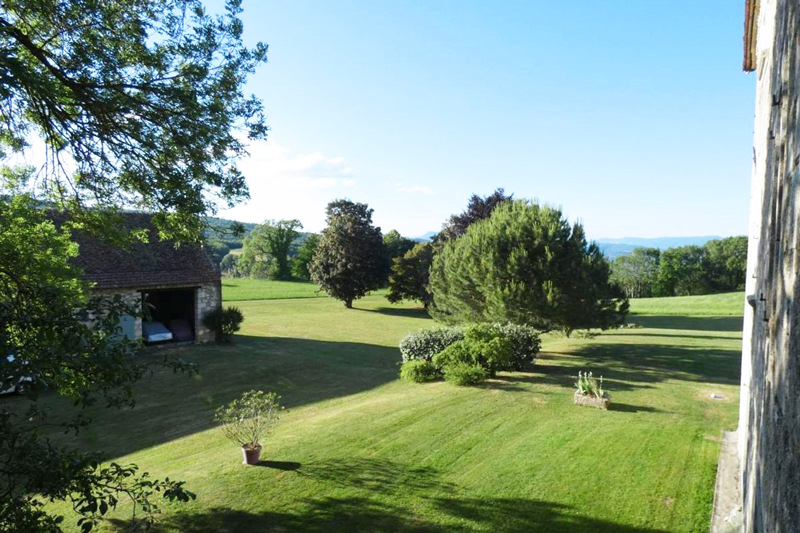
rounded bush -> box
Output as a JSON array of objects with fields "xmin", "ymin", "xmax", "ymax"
[
  {"xmin": 486, "ymin": 323, "xmax": 541, "ymax": 369},
  {"xmin": 399, "ymin": 360, "xmax": 440, "ymax": 383},
  {"xmin": 443, "ymin": 362, "xmax": 489, "ymax": 386},
  {"xmin": 399, "ymin": 326, "xmax": 464, "ymax": 362}
]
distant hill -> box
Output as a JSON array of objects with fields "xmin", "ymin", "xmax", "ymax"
[
  {"xmin": 413, "ymin": 231, "xmax": 438, "ymax": 242},
  {"xmin": 595, "ymin": 236, "xmax": 723, "ymax": 260}
]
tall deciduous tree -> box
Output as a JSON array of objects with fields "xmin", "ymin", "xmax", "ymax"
[
  {"xmin": 239, "ymin": 219, "xmax": 302, "ymax": 280},
  {"xmin": 705, "ymin": 236, "xmax": 748, "ymax": 292},
  {"xmin": 310, "ymin": 200, "xmax": 387, "ymax": 308},
  {"xmin": 656, "ymin": 245, "xmax": 712, "ymax": 296},
  {"xmin": 382, "ymin": 229, "xmax": 417, "ymax": 282},
  {"xmin": 430, "ymin": 200, "xmax": 628, "ymax": 334},
  {"xmin": 435, "ymin": 188, "xmax": 512, "ymax": 242},
  {"xmin": 291, "ymin": 233, "xmax": 321, "ymax": 281},
  {"xmin": 387, "ymin": 242, "xmax": 435, "ymax": 308},
  {"xmin": 610, "ymin": 247, "xmax": 661, "ymax": 298},
  {"xmin": 0, "ymin": 1, "xmax": 267, "ymax": 530},
  {"xmin": 0, "ymin": 0, "xmax": 268, "ymax": 240}
]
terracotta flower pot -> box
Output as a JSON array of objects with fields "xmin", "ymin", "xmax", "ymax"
[{"xmin": 241, "ymin": 444, "xmax": 262, "ymax": 465}]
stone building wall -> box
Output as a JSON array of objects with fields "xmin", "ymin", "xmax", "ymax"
[
  {"xmin": 195, "ymin": 281, "xmax": 222, "ymax": 343},
  {"xmin": 92, "ymin": 282, "xmax": 221, "ymax": 344},
  {"xmin": 740, "ymin": 0, "xmax": 800, "ymax": 530}
]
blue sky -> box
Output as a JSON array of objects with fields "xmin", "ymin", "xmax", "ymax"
[{"xmin": 214, "ymin": 0, "xmax": 755, "ymax": 240}]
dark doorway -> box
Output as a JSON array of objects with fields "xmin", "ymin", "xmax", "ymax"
[{"xmin": 142, "ymin": 288, "xmax": 196, "ymax": 342}]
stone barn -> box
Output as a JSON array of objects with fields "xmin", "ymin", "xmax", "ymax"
[{"xmin": 66, "ymin": 212, "xmax": 222, "ymax": 344}]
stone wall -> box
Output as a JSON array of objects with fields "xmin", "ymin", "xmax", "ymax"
[
  {"xmin": 740, "ymin": 0, "xmax": 800, "ymax": 530},
  {"xmin": 195, "ymin": 281, "xmax": 222, "ymax": 343}
]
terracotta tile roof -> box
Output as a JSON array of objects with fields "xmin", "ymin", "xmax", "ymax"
[{"xmin": 51, "ymin": 212, "xmax": 220, "ymax": 291}]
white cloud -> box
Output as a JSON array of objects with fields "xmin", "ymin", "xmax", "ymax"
[
  {"xmin": 398, "ymin": 184, "xmax": 434, "ymax": 195},
  {"xmin": 217, "ymin": 139, "xmax": 357, "ymax": 230}
]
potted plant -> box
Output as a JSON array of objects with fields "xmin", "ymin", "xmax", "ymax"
[
  {"xmin": 214, "ymin": 390, "xmax": 283, "ymax": 465},
  {"xmin": 573, "ymin": 371, "xmax": 611, "ymax": 410}
]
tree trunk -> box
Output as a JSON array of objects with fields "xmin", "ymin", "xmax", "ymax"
[{"xmin": 344, "ymin": 299, "xmax": 353, "ymax": 308}]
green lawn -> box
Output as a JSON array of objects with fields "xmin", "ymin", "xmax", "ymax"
[
  {"xmin": 629, "ymin": 292, "xmax": 744, "ymax": 316},
  {"xmin": 222, "ymin": 278, "xmax": 388, "ymax": 302},
  {"xmin": 222, "ymin": 278, "xmax": 324, "ymax": 301},
  {"xmin": 31, "ymin": 293, "xmax": 741, "ymax": 532}
]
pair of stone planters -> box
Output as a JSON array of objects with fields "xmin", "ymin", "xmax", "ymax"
[
  {"xmin": 241, "ymin": 445, "xmax": 263, "ymax": 465},
  {"xmin": 574, "ymin": 390, "xmax": 611, "ymax": 410}
]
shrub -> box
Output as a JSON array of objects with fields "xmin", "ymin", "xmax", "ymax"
[
  {"xmin": 399, "ymin": 326, "xmax": 463, "ymax": 362},
  {"xmin": 214, "ymin": 390, "xmax": 283, "ymax": 450},
  {"xmin": 431, "ymin": 324, "xmax": 514, "ymax": 382},
  {"xmin": 202, "ymin": 306, "xmax": 244, "ymax": 343},
  {"xmin": 443, "ymin": 362, "xmax": 489, "ymax": 386},
  {"xmin": 486, "ymin": 323, "xmax": 541, "ymax": 369},
  {"xmin": 400, "ymin": 360, "xmax": 440, "ymax": 383}
]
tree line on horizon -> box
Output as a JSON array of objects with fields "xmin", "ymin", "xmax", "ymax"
[{"xmin": 609, "ymin": 237, "xmax": 747, "ymax": 299}]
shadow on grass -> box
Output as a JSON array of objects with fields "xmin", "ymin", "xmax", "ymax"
[
  {"xmin": 36, "ymin": 336, "xmax": 404, "ymax": 460},
  {"xmin": 255, "ymin": 460, "xmax": 301, "ymax": 470},
  {"xmin": 356, "ymin": 306, "xmax": 430, "ymax": 319},
  {"xmin": 110, "ymin": 498, "xmax": 672, "ymax": 533},
  {"xmin": 109, "ymin": 458, "xmax": 672, "ymax": 533}
]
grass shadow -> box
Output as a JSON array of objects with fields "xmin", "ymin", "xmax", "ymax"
[
  {"xmin": 107, "ymin": 458, "xmax": 673, "ymax": 532},
  {"xmin": 255, "ymin": 460, "xmax": 302, "ymax": 470},
  {"xmin": 109, "ymin": 497, "xmax": 674, "ymax": 533},
  {"xmin": 356, "ymin": 306, "xmax": 430, "ymax": 319},
  {"xmin": 29, "ymin": 336, "xmax": 405, "ymax": 460}
]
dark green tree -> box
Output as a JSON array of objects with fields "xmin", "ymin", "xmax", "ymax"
[
  {"xmin": 610, "ymin": 247, "xmax": 661, "ymax": 298},
  {"xmin": 0, "ymin": 1, "xmax": 267, "ymax": 530},
  {"xmin": 387, "ymin": 242, "xmax": 435, "ymax": 308},
  {"xmin": 239, "ymin": 219, "xmax": 303, "ymax": 280},
  {"xmin": 434, "ymin": 188, "xmax": 512, "ymax": 242},
  {"xmin": 655, "ymin": 245, "xmax": 712, "ymax": 296},
  {"xmin": 705, "ymin": 236, "xmax": 748, "ymax": 292},
  {"xmin": 310, "ymin": 200, "xmax": 388, "ymax": 308},
  {"xmin": 291, "ymin": 233, "xmax": 321, "ymax": 281},
  {"xmin": 382, "ymin": 229, "xmax": 417, "ymax": 282},
  {"xmin": 430, "ymin": 200, "xmax": 628, "ymax": 334}
]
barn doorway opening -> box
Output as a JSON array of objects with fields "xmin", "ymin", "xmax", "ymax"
[{"xmin": 141, "ymin": 288, "xmax": 196, "ymax": 343}]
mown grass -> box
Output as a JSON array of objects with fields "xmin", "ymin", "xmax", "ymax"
[
  {"xmin": 222, "ymin": 278, "xmax": 387, "ymax": 302},
  {"xmin": 629, "ymin": 292, "xmax": 744, "ymax": 316},
  {"xmin": 28, "ymin": 293, "xmax": 742, "ymax": 532}
]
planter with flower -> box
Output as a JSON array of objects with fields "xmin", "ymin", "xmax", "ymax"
[
  {"xmin": 574, "ymin": 371, "xmax": 610, "ymax": 410},
  {"xmin": 214, "ymin": 390, "xmax": 283, "ymax": 465}
]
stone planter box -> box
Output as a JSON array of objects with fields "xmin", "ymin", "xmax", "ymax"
[{"xmin": 574, "ymin": 391, "xmax": 611, "ymax": 410}]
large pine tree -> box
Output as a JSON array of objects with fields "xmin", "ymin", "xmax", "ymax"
[{"xmin": 430, "ymin": 200, "xmax": 628, "ymax": 334}]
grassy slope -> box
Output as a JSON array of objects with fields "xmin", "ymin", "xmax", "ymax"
[{"xmin": 34, "ymin": 293, "xmax": 741, "ymax": 532}]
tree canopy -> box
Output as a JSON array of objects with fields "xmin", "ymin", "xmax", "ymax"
[
  {"xmin": 0, "ymin": 0, "xmax": 268, "ymax": 241},
  {"xmin": 387, "ymin": 241, "xmax": 435, "ymax": 308},
  {"xmin": 291, "ymin": 233, "xmax": 321, "ymax": 281},
  {"xmin": 0, "ymin": 1, "xmax": 267, "ymax": 530},
  {"xmin": 435, "ymin": 188, "xmax": 512, "ymax": 242},
  {"xmin": 310, "ymin": 199, "xmax": 387, "ymax": 308},
  {"xmin": 430, "ymin": 200, "xmax": 628, "ymax": 333},
  {"xmin": 239, "ymin": 219, "xmax": 302, "ymax": 280}
]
